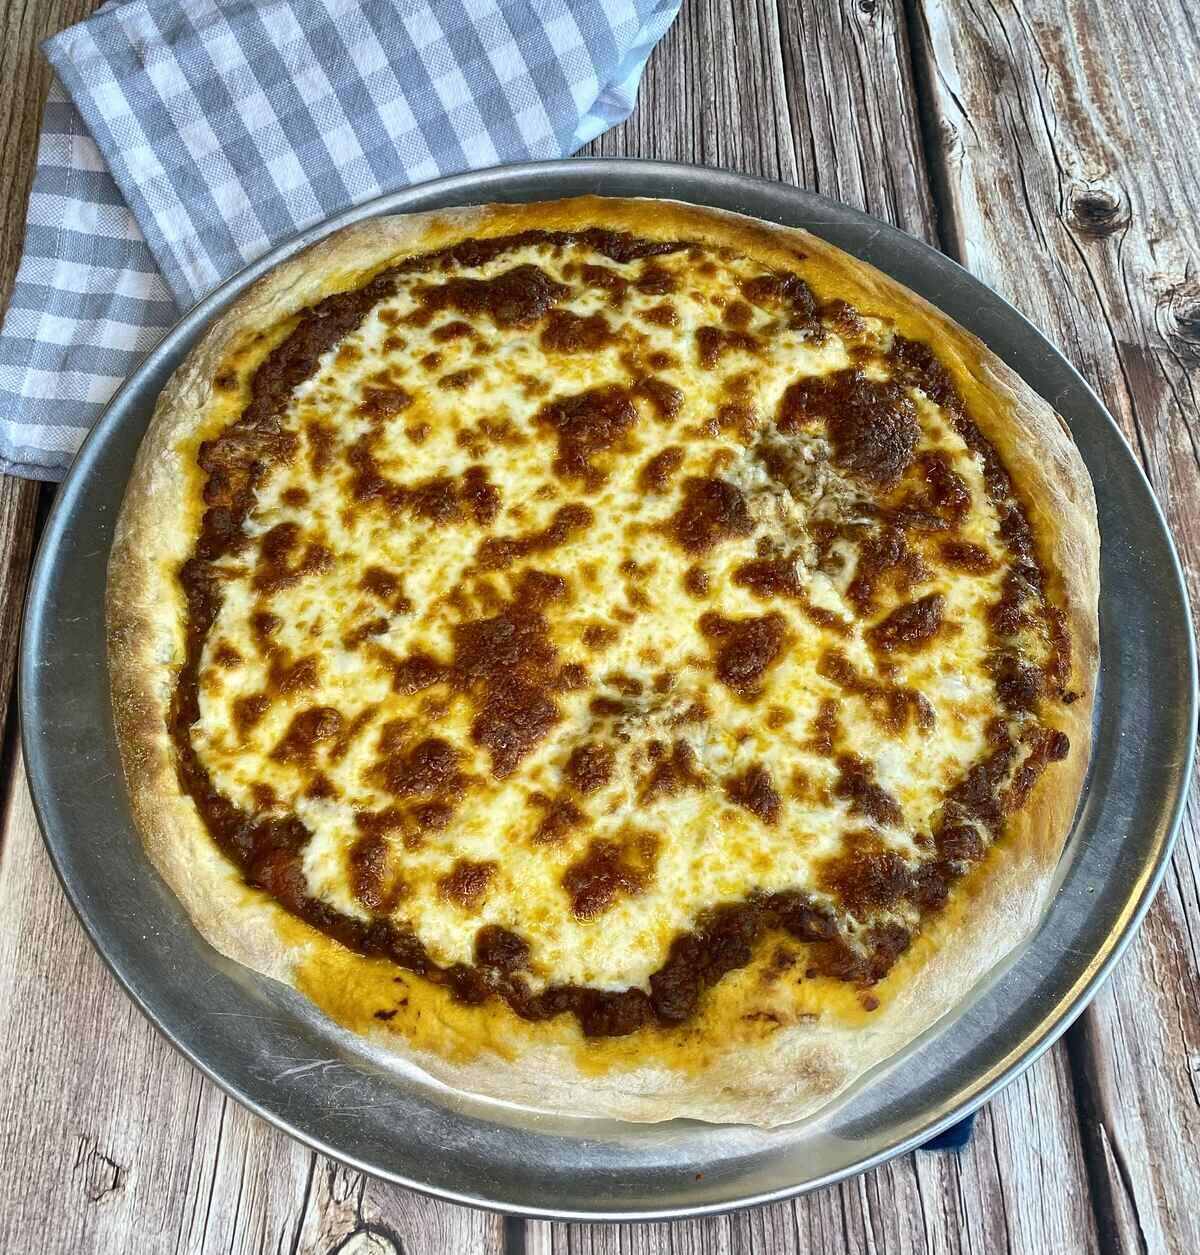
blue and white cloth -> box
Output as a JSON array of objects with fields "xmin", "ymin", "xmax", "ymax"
[{"xmin": 0, "ymin": 0, "xmax": 679, "ymax": 479}]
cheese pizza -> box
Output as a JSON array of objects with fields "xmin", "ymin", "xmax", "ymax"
[{"xmin": 106, "ymin": 197, "xmax": 1099, "ymax": 1126}]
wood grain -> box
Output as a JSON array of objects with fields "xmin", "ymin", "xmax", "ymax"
[{"xmin": 909, "ymin": 1, "xmax": 1200, "ymax": 1251}]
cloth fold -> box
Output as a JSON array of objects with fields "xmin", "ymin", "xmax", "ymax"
[{"xmin": 0, "ymin": 0, "xmax": 679, "ymax": 479}]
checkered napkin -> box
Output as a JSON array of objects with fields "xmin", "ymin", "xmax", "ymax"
[{"xmin": 0, "ymin": 0, "xmax": 679, "ymax": 479}]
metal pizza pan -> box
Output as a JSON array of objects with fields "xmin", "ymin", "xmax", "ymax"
[{"xmin": 19, "ymin": 160, "xmax": 1197, "ymax": 1220}]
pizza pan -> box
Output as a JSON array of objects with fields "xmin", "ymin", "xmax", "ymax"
[{"xmin": 20, "ymin": 160, "xmax": 1196, "ymax": 1220}]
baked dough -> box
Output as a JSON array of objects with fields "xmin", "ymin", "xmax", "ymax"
[{"xmin": 107, "ymin": 197, "xmax": 1099, "ymax": 1126}]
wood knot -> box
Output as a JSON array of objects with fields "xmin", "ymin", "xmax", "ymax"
[
  {"xmin": 73, "ymin": 1135, "xmax": 126, "ymax": 1204},
  {"xmin": 1067, "ymin": 184, "xmax": 1129, "ymax": 237},
  {"xmin": 329, "ymin": 1228, "xmax": 403, "ymax": 1255},
  {"xmin": 1162, "ymin": 278, "xmax": 1200, "ymax": 363},
  {"xmin": 937, "ymin": 118, "xmax": 961, "ymax": 157},
  {"xmin": 857, "ymin": 0, "xmax": 876, "ymax": 13}
]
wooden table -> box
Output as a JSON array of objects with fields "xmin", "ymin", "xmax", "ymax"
[{"xmin": 1, "ymin": 1, "xmax": 1196, "ymax": 1251}]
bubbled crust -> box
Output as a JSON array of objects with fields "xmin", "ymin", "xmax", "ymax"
[{"xmin": 107, "ymin": 196, "xmax": 1099, "ymax": 1126}]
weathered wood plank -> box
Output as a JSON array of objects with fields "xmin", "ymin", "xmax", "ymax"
[
  {"xmin": 528, "ymin": 1049, "xmax": 1096, "ymax": 1255},
  {"xmin": 290, "ymin": 1160, "xmax": 503, "ymax": 1255},
  {"xmin": 588, "ymin": 0, "xmax": 936, "ymax": 238},
  {"xmin": 910, "ymin": 1, "xmax": 1200, "ymax": 1251}
]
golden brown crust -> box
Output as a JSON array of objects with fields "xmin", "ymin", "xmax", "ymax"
[{"xmin": 107, "ymin": 196, "xmax": 1099, "ymax": 1126}]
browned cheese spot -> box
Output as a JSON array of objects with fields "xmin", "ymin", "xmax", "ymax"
[
  {"xmin": 342, "ymin": 616, "xmax": 390, "ymax": 649},
  {"xmin": 696, "ymin": 325, "xmax": 758, "ymax": 369},
  {"xmin": 834, "ymin": 753, "xmax": 902, "ymax": 826},
  {"xmin": 535, "ymin": 386, "xmax": 638, "ymax": 487},
  {"xmin": 232, "ymin": 693, "xmax": 269, "ymax": 736},
  {"xmin": 348, "ymin": 437, "xmax": 507, "ymax": 527},
  {"xmin": 820, "ymin": 830, "xmax": 912, "ymax": 916},
  {"xmin": 474, "ymin": 925, "xmax": 530, "ymax": 971},
  {"xmin": 387, "ymin": 651, "xmax": 448, "ymax": 695},
  {"xmin": 867, "ymin": 593, "xmax": 946, "ymax": 654},
  {"xmin": 253, "ymin": 522, "xmax": 332, "ymax": 593},
  {"xmin": 347, "ymin": 834, "xmax": 405, "ymax": 913},
  {"xmin": 531, "ymin": 794, "xmax": 586, "ymax": 844},
  {"xmin": 670, "ymin": 476, "xmax": 753, "ymax": 554},
  {"xmin": 805, "ymin": 698, "xmax": 841, "ymax": 755},
  {"xmin": 740, "ymin": 271, "xmax": 817, "ymax": 327},
  {"xmin": 270, "ymin": 706, "xmax": 343, "ymax": 766},
  {"xmin": 989, "ymin": 650, "xmax": 1045, "ymax": 712},
  {"xmin": 579, "ymin": 262, "xmax": 629, "ymax": 305},
  {"xmin": 725, "ymin": 765, "xmax": 782, "ymax": 824},
  {"xmin": 723, "ymin": 299, "xmax": 754, "ymax": 329},
  {"xmin": 847, "ymin": 526, "xmax": 927, "ymax": 615},
  {"xmin": 733, "ymin": 555, "xmax": 802, "ymax": 598},
  {"xmin": 541, "ymin": 309, "xmax": 613, "ymax": 351},
  {"xmin": 461, "ymin": 465, "xmax": 501, "ymax": 525},
  {"xmin": 415, "ymin": 264, "xmax": 567, "ymax": 329},
  {"xmin": 213, "ymin": 641, "xmax": 243, "ymax": 668},
  {"xmin": 766, "ymin": 705, "xmax": 791, "ymax": 730},
  {"xmin": 820, "ymin": 649, "xmax": 934, "ymax": 734},
  {"xmin": 451, "ymin": 571, "xmax": 567, "ymax": 777},
  {"xmin": 360, "ymin": 565, "xmax": 411, "ymax": 611},
  {"xmin": 778, "ymin": 370, "xmax": 920, "ymax": 486},
  {"xmin": 940, "ymin": 539, "xmax": 996, "ymax": 573},
  {"xmin": 641, "ymin": 301, "xmax": 678, "ymax": 327},
  {"xmin": 634, "ymin": 377, "xmax": 684, "ymax": 422},
  {"xmin": 250, "ymin": 610, "xmax": 281, "ymax": 646},
  {"xmin": 359, "ymin": 384, "xmax": 413, "ymax": 419},
  {"xmin": 563, "ymin": 833, "xmax": 658, "ymax": 919},
  {"xmin": 582, "ymin": 622, "xmax": 618, "ymax": 649},
  {"xmin": 476, "ymin": 502, "xmax": 592, "ymax": 570},
  {"xmin": 639, "ymin": 445, "xmax": 684, "ymax": 493},
  {"xmin": 439, "ymin": 859, "xmax": 497, "ymax": 910},
  {"xmin": 699, "ymin": 611, "xmax": 788, "ymax": 698},
  {"xmin": 439, "ymin": 367, "xmax": 480, "ymax": 390},
  {"xmin": 683, "ymin": 565, "xmax": 710, "ymax": 597},
  {"xmin": 564, "ymin": 741, "xmax": 615, "ymax": 793},
  {"xmin": 820, "ymin": 299, "xmax": 866, "ymax": 337},
  {"xmin": 432, "ymin": 319, "xmax": 474, "ymax": 342},
  {"xmin": 263, "ymin": 651, "xmax": 320, "ymax": 696},
  {"xmin": 640, "ymin": 739, "xmax": 705, "ymax": 802},
  {"xmin": 903, "ymin": 451, "xmax": 972, "ymax": 528},
  {"xmin": 635, "ymin": 263, "xmax": 678, "ymax": 295},
  {"xmin": 249, "ymin": 782, "xmax": 276, "ymax": 811},
  {"xmin": 371, "ymin": 735, "xmax": 467, "ymax": 813}
]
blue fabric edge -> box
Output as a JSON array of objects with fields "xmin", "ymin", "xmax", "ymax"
[{"xmin": 920, "ymin": 1111, "xmax": 977, "ymax": 1151}]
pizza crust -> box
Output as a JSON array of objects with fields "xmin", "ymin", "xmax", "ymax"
[{"xmin": 107, "ymin": 196, "xmax": 1099, "ymax": 1127}]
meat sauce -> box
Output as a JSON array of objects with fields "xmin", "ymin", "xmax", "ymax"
[{"xmin": 170, "ymin": 227, "xmax": 1075, "ymax": 1038}]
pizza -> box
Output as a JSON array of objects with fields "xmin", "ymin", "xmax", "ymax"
[{"xmin": 106, "ymin": 196, "xmax": 1099, "ymax": 1126}]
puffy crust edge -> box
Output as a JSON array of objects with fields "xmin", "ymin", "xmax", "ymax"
[{"xmin": 106, "ymin": 196, "xmax": 1099, "ymax": 1127}]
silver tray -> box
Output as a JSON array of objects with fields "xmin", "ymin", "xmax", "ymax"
[{"xmin": 20, "ymin": 161, "xmax": 1196, "ymax": 1220}]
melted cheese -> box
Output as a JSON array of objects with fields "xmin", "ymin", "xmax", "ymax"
[{"xmin": 191, "ymin": 237, "xmax": 1047, "ymax": 994}]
